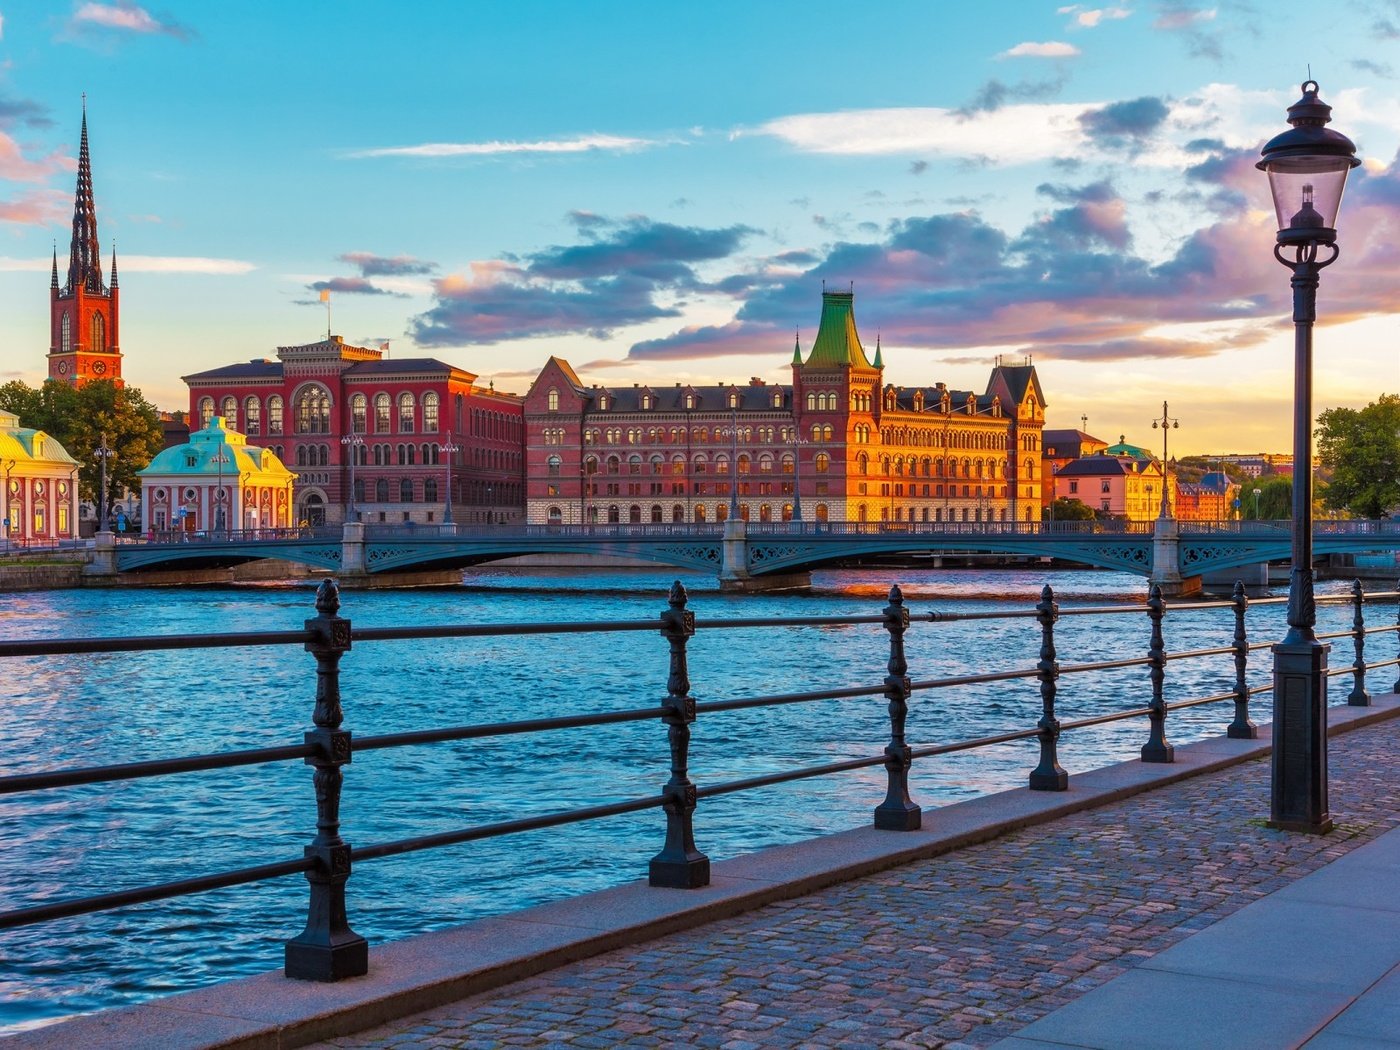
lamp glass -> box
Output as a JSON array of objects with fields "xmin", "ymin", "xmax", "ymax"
[{"xmin": 1263, "ymin": 159, "xmax": 1351, "ymax": 233}]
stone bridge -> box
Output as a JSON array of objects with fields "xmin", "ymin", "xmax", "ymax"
[{"xmin": 88, "ymin": 518, "xmax": 1400, "ymax": 593}]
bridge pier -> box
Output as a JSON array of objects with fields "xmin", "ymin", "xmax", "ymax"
[
  {"xmin": 340, "ymin": 521, "xmax": 369, "ymax": 581},
  {"xmin": 83, "ymin": 531, "xmax": 119, "ymax": 579},
  {"xmin": 1150, "ymin": 517, "xmax": 1201, "ymax": 598},
  {"xmin": 718, "ymin": 519, "xmax": 810, "ymax": 593}
]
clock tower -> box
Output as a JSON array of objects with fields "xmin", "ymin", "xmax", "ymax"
[{"xmin": 48, "ymin": 106, "xmax": 122, "ymax": 388}]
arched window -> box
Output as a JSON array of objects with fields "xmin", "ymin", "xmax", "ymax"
[
  {"xmin": 399, "ymin": 478, "xmax": 414, "ymax": 502},
  {"xmin": 715, "ymin": 454, "xmax": 730, "ymax": 475},
  {"xmin": 758, "ymin": 453, "xmax": 774, "ymax": 473},
  {"xmin": 244, "ymin": 396, "xmax": 261, "ymax": 435},
  {"xmin": 695, "ymin": 504, "xmax": 707, "ymax": 522},
  {"xmin": 547, "ymin": 388, "xmax": 560, "ymax": 412},
  {"xmin": 424, "ymin": 478, "xmax": 438, "ymax": 502},
  {"xmin": 606, "ymin": 455, "xmax": 620, "ymax": 475},
  {"xmin": 547, "ymin": 455, "xmax": 561, "ymax": 476},
  {"xmin": 61, "ymin": 313, "xmax": 72, "ymax": 353},
  {"xmin": 641, "ymin": 394, "xmax": 652, "ymax": 410},
  {"xmin": 685, "ymin": 394, "xmax": 695, "ymax": 409},
  {"xmin": 650, "ymin": 454, "xmax": 665, "ymax": 474},
  {"xmin": 422, "ymin": 392, "xmax": 439, "ymax": 432},
  {"xmin": 398, "ymin": 393, "xmax": 415, "ymax": 433},
  {"xmin": 671, "ymin": 454, "xmax": 686, "ymax": 475},
  {"xmin": 815, "ymin": 453, "xmax": 830, "ymax": 473},
  {"xmin": 806, "ymin": 392, "xmax": 816, "ymax": 411},
  {"xmin": 584, "ymin": 455, "xmax": 599, "ymax": 475},
  {"xmin": 608, "ymin": 504, "xmax": 620, "ymax": 523},
  {"xmin": 773, "ymin": 391, "xmax": 783, "ymax": 408},
  {"xmin": 728, "ymin": 392, "xmax": 738, "ymax": 409},
  {"xmin": 650, "ymin": 504, "xmax": 663, "ymax": 523},
  {"xmin": 199, "ymin": 397, "xmax": 215, "ymax": 428},
  {"xmin": 268, "ymin": 395, "xmax": 284, "ymax": 435},
  {"xmin": 375, "ymin": 478, "xmax": 389, "ymax": 502},
  {"xmin": 759, "ymin": 504, "xmax": 772, "ymax": 522},
  {"xmin": 220, "ymin": 396, "xmax": 238, "ymax": 429},
  {"xmin": 628, "ymin": 454, "xmax": 642, "ymax": 475},
  {"xmin": 815, "ymin": 503, "xmax": 829, "ymax": 523},
  {"xmin": 737, "ymin": 454, "xmax": 751, "ymax": 475},
  {"xmin": 374, "ymin": 393, "xmax": 391, "ymax": 433},
  {"xmin": 350, "ymin": 394, "xmax": 367, "ymax": 434},
  {"xmin": 295, "ymin": 385, "xmax": 331, "ymax": 434},
  {"xmin": 91, "ymin": 312, "xmax": 106, "ymax": 354}
]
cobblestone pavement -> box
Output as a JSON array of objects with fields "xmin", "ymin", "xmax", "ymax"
[{"xmin": 318, "ymin": 720, "xmax": 1400, "ymax": 1050}]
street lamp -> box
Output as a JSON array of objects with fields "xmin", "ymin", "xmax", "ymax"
[
  {"xmin": 93, "ymin": 433, "xmax": 115, "ymax": 533},
  {"xmin": 1258, "ymin": 79, "xmax": 1359, "ymax": 834},
  {"xmin": 789, "ymin": 434, "xmax": 808, "ymax": 523},
  {"xmin": 727, "ymin": 410, "xmax": 741, "ymax": 521},
  {"xmin": 441, "ymin": 431, "xmax": 459, "ymax": 525},
  {"xmin": 341, "ymin": 432, "xmax": 363, "ymax": 523},
  {"xmin": 1253, "ymin": 486, "xmax": 1262, "ymax": 520},
  {"xmin": 1150, "ymin": 401, "xmax": 1179, "ymax": 519}
]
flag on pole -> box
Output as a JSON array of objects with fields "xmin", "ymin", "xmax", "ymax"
[{"xmin": 319, "ymin": 289, "xmax": 330, "ymax": 303}]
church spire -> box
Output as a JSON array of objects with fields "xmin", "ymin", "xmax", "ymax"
[
  {"xmin": 792, "ymin": 327, "xmax": 802, "ymax": 364},
  {"xmin": 873, "ymin": 332, "xmax": 883, "ymax": 369},
  {"xmin": 51, "ymin": 246, "xmax": 59, "ymax": 290},
  {"xmin": 110, "ymin": 243, "xmax": 119, "ymax": 288},
  {"xmin": 66, "ymin": 104, "xmax": 105, "ymax": 295}
]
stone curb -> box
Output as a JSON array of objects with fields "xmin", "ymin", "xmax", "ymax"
[{"xmin": 9, "ymin": 696, "xmax": 1399, "ymax": 1050}]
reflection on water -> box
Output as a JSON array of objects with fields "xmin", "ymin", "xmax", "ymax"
[{"xmin": 0, "ymin": 567, "xmax": 1366, "ymax": 1030}]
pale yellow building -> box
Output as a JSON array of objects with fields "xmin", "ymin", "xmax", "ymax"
[{"xmin": 0, "ymin": 408, "xmax": 80, "ymax": 544}]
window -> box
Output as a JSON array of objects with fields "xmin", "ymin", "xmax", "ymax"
[
  {"xmin": 198, "ymin": 397, "xmax": 215, "ymax": 428},
  {"xmin": 641, "ymin": 394, "xmax": 652, "ymax": 410},
  {"xmin": 1102, "ymin": 480, "xmax": 1111, "ymax": 493},
  {"xmin": 374, "ymin": 393, "xmax": 391, "ymax": 433},
  {"xmin": 814, "ymin": 453, "xmax": 830, "ymax": 473},
  {"xmin": 375, "ymin": 478, "xmax": 389, "ymax": 502},
  {"xmin": 728, "ymin": 392, "xmax": 738, "ymax": 409},
  {"xmin": 423, "ymin": 392, "xmax": 439, "ymax": 432},
  {"xmin": 91, "ymin": 312, "xmax": 106, "ymax": 354},
  {"xmin": 547, "ymin": 388, "xmax": 559, "ymax": 412},
  {"xmin": 294, "ymin": 385, "xmax": 331, "ymax": 434},
  {"xmin": 398, "ymin": 392, "xmax": 415, "ymax": 433},
  {"xmin": 547, "ymin": 455, "xmax": 561, "ymax": 476},
  {"xmin": 1069, "ymin": 481, "xmax": 1079, "ymax": 494},
  {"xmin": 424, "ymin": 478, "xmax": 438, "ymax": 502},
  {"xmin": 685, "ymin": 394, "xmax": 695, "ymax": 409},
  {"xmin": 244, "ymin": 396, "xmax": 261, "ymax": 435},
  {"xmin": 400, "ymin": 478, "xmax": 414, "ymax": 502},
  {"xmin": 268, "ymin": 396, "xmax": 284, "ymax": 435},
  {"xmin": 61, "ymin": 313, "xmax": 72, "ymax": 353}
]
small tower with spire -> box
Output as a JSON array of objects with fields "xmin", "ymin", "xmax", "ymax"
[{"xmin": 48, "ymin": 102, "xmax": 122, "ymax": 388}]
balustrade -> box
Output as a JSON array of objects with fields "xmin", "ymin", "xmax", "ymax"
[{"xmin": 1, "ymin": 577, "xmax": 1397, "ymax": 992}]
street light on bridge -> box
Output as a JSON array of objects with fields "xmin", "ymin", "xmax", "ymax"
[
  {"xmin": 341, "ymin": 432, "xmax": 363, "ymax": 523},
  {"xmin": 93, "ymin": 433, "xmax": 115, "ymax": 534},
  {"xmin": 441, "ymin": 431, "xmax": 459, "ymax": 525},
  {"xmin": 1257, "ymin": 79, "xmax": 1359, "ymax": 834},
  {"xmin": 1150, "ymin": 402, "xmax": 1179, "ymax": 519}
]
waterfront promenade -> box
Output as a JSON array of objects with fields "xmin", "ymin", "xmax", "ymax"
[{"xmin": 17, "ymin": 696, "xmax": 1397, "ymax": 1049}]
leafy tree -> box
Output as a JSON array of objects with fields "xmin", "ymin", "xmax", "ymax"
[
  {"xmin": 1317, "ymin": 395, "xmax": 1400, "ymax": 518},
  {"xmin": 0, "ymin": 379, "xmax": 164, "ymax": 513},
  {"xmin": 1044, "ymin": 497, "xmax": 1096, "ymax": 521},
  {"xmin": 1242, "ymin": 476, "xmax": 1294, "ymax": 519}
]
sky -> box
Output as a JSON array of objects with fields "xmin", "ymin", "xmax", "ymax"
[{"xmin": 0, "ymin": 1, "xmax": 1397, "ymax": 456}]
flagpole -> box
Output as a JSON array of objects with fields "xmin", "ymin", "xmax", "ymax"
[{"xmin": 320, "ymin": 289, "xmax": 332, "ymax": 339}]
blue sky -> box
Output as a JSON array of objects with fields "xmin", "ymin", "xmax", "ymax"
[{"xmin": 1, "ymin": 1, "xmax": 1398, "ymax": 454}]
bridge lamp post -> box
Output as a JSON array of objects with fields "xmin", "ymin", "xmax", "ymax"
[
  {"xmin": 1258, "ymin": 79, "xmax": 1359, "ymax": 834},
  {"xmin": 94, "ymin": 433, "xmax": 115, "ymax": 534},
  {"xmin": 341, "ymin": 432, "xmax": 363, "ymax": 523},
  {"xmin": 719, "ymin": 411, "xmax": 741, "ymax": 523},
  {"xmin": 1253, "ymin": 487, "xmax": 1262, "ymax": 520},
  {"xmin": 789, "ymin": 435, "xmax": 808, "ymax": 524},
  {"xmin": 1150, "ymin": 402, "xmax": 1179, "ymax": 519},
  {"xmin": 440, "ymin": 432, "xmax": 459, "ymax": 526}
]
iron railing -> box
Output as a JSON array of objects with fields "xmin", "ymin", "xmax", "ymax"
[{"xmin": 0, "ymin": 579, "xmax": 1397, "ymax": 984}]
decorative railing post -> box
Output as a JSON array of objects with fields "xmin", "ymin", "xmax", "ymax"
[
  {"xmin": 1227, "ymin": 581, "xmax": 1258, "ymax": 738},
  {"xmin": 285, "ymin": 579, "xmax": 368, "ymax": 981},
  {"xmin": 875, "ymin": 584, "xmax": 921, "ymax": 830},
  {"xmin": 1395, "ymin": 578, "xmax": 1400, "ymax": 693},
  {"xmin": 649, "ymin": 581, "xmax": 710, "ymax": 888},
  {"xmin": 1347, "ymin": 579, "xmax": 1371, "ymax": 706},
  {"xmin": 1141, "ymin": 584, "xmax": 1174, "ymax": 763},
  {"xmin": 1029, "ymin": 584, "xmax": 1067, "ymax": 790}
]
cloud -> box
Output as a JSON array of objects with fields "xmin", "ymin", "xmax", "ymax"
[
  {"xmin": 308, "ymin": 276, "xmax": 406, "ymax": 297},
  {"xmin": 622, "ymin": 155, "xmax": 1400, "ymax": 366},
  {"xmin": 68, "ymin": 2, "xmax": 195, "ymax": 41},
  {"xmin": 120, "ymin": 256, "xmax": 255, "ymax": 274},
  {"xmin": 1078, "ymin": 96, "xmax": 1171, "ymax": 150},
  {"xmin": 910, "ymin": 160, "xmax": 929, "ymax": 175},
  {"xmin": 0, "ymin": 96, "xmax": 53, "ymax": 130},
  {"xmin": 339, "ymin": 251, "xmax": 437, "ymax": 277},
  {"xmin": 1152, "ymin": 3, "xmax": 1222, "ymax": 60},
  {"xmin": 0, "ymin": 189, "xmax": 69, "ymax": 226},
  {"xmin": 1352, "ymin": 58, "xmax": 1395, "ymax": 78},
  {"xmin": 955, "ymin": 76, "xmax": 1069, "ymax": 116},
  {"xmin": 346, "ymin": 134, "xmax": 661, "ymax": 159},
  {"xmin": 0, "ymin": 130, "xmax": 72, "ymax": 182},
  {"xmin": 409, "ymin": 215, "xmax": 756, "ymax": 346},
  {"xmin": 1153, "ymin": 3, "xmax": 1216, "ymax": 29},
  {"xmin": 1059, "ymin": 5, "xmax": 1133, "ymax": 27},
  {"xmin": 998, "ymin": 41, "xmax": 1081, "ymax": 58}
]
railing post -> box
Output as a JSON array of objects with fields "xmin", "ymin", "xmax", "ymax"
[
  {"xmin": 285, "ymin": 579, "xmax": 368, "ymax": 981},
  {"xmin": 1141, "ymin": 584, "xmax": 1174, "ymax": 763},
  {"xmin": 875, "ymin": 584, "xmax": 921, "ymax": 829},
  {"xmin": 649, "ymin": 581, "xmax": 710, "ymax": 888},
  {"xmin": 1227, "ymin": 580, "xmax": 1258, "ymax": 738},
  {"xmin": 1395, "ymin": 578, "xmax": 1400, "ymax": 693},
  {"xmin": 1029, "ymin": 584, "xmax": 1067, "ymax": 790},
  {"xmin": 1348, "ymin": 579, "xmax": 1371, "ymax": 706}
]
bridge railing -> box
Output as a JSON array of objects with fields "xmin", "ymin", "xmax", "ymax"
[
  {"xmin": 141, "ymin": 526, "xmax": 341, "ymax": 546},
  {"xmin": 1, "ymin": 580, "xmax": 1397, "ymax": 985}
]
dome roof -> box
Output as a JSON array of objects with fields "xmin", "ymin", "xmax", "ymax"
[{"xmin": 139, "ymin": 417, "xmax": 294, "ymax": 480}]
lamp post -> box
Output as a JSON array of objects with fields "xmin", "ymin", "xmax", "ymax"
[
  {"xmin": 341, "ymin": 432, "xmax": 363, "ymax": 523},
  {"xmin": 212, "ymin": 437, "xmax": 228, "ymax": 535},
  {"xmin": 441, "ymin": 431, "xmax": 459, "ymax": 525},
  {"xmin": 93, "ymin": 433, "xmax": 115, "ymax": 533},
  {"xmin": 789, "ymin": 434, "xmax": 808, "ymax": 523},
  {"xmin": 728, "ymin": 410, "xmax": 740, "ymax": 521},
  {"xmin": 1, "ymin": 459, "xmax": 14, "ymax": 544},
  {"xmin": 1258, "ymin": 79, "xmax": 1359, "ymax": 834},
  {"xmin": 1253, "ymin": 486, "xmax": 1262, "ymax": 520},
  {"xmin": 1150, "ymin": 401, "xmax": 1179, "ymax": 519}
]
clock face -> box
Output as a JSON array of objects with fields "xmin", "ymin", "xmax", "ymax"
[
  {"xmin": 57, "ymin": 360, "xmax": 68, "ymax": 374},
  {"xmin": 93, "ymin": 361, "xmax": 107, "ymax": 375}
]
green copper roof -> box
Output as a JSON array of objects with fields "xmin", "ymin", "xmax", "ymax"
[
  {"xmin": 140, "ymin": 416, "xmax": 294, "ymax": 479},
  {"xmin": 804, "ymin": 291, "xmax": 872, "ymax": 369},
  {"xmin": 1103, "ymin": 435, "xmax": 1155, "ymax": 461}
]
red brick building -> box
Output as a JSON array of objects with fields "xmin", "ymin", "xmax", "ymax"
[
  {"xmin": 183, "ymin": 337, "xmax": 523, "ymax": 525},
  {"xmin": 522, "ymin": 290, "xmax": 1046, "ymax": 526},
  {"xmin": 48, "ymin": 108, "xmax": 123, "ymax": 389}
]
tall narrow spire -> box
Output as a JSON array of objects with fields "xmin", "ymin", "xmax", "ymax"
[
  {"xmin": 66, "ymin": 106, "xmax": 105, "ymax": 295},
  {"xmin": 873, "ymin": 332, "xmax": 883, "ymax": 369},
  {"xmin": 51, "ymin": 246, "xmax": 59, "ymax": 290},
  {"xmin": 792, "ymin": 326, "xmax": 802, "ymax": 364},
  {"xmin": 110, "ymin": 243, "xmax": 119, "ymax": 287}
]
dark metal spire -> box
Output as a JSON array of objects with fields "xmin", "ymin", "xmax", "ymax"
[
  {"xmin": 51, "ymin": 246, "xmax": 59, "ymax": 289},
  {"xmin": 110, "ymin": 243, "xmax": 119, "ymax": 287},
  {"xmin": 66, "ymin": 105, "xmax": 106, "ymax": 295}
]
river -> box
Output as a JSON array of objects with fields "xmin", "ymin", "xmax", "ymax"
[{"xmin": 0, "ymin": 567, "xmax": 1372, "ymax": 1032}]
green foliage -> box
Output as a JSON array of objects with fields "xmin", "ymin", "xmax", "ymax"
[
  {"xmin": 1317, "ymin": 395, "xmax": 1400, "ymax": 519},
  {"xmin": 1242, "ymin": 476, "xmax": 1293, "ymax": 519},
  {"xmin": 0, "ymin": 380, "xmax": 164, "ymax": 510},
  {"xmin": 1045, "ymin": 496, "xmax": 1096, "ymax": 521}
]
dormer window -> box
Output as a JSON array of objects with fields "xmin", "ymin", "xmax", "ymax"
[
  {"xmin": 641, "ymin": 394, "xmax": 652, "ymax": 410},
  {"xmin": 599, "ymin": 395, "xmax": 609, "ymax": 411},
  {"xmin": 772, "ymin": 391, "xmax": 782, "ymax": 408},
  {"xmin": 685, "ymin": 394, "xmax": 695, "ymax": 409},
  {"xmin": 547, "ymin": 388, "xmax": 559, "ymax": 412},
  {"xmin": 728, "ymin": 392, "xmax": 738, "ymax": 409}
]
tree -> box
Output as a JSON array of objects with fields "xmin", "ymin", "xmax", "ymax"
[
  {"xmin": 1044, "ymin": 497, "xmax": 1096, "ymax": 521},
  {"xmin": 1316, "ymin": 395, "xmax": 1400, "ymax": 519},
  {"xmin": 0, "ymin": 379, "xmax": 164, "ymax": 512}
]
